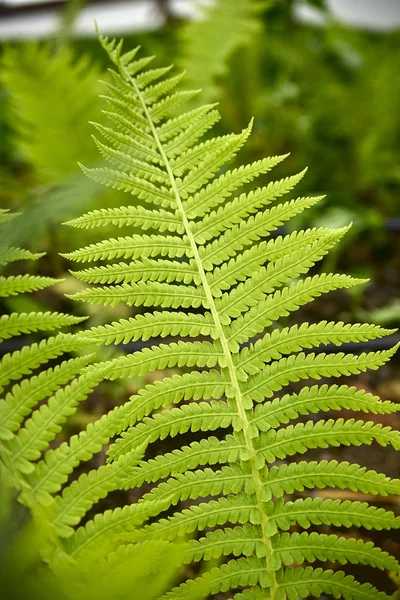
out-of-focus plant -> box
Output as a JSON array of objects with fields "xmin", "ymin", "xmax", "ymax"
[
  {"xmin": 1, "ymin": 42, "xmax": 102, "ymax": 184},
  {"xmin": 0, "ymin": 466, "xmax": 182, "ymax": 600},
  {"xmin": 179, "ymin": 0, "xmax": 269, "ymax": 103},
  {"xmin": 0, "ymin": 41, "xmax": 106, "ymax": 252}
]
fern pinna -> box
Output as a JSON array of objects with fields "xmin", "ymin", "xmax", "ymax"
[
  {"xmin": 61, "ymin": 36, "xmax": 400, "ymax": 599},
  {"xmin": 0, "ymin": 210, "xmax": 96, "ymax": 493}
]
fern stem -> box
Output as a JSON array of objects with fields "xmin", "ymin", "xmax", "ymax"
[{"xmin": 130, "ymin": 76, "xmax": 279, "ymax": 597}]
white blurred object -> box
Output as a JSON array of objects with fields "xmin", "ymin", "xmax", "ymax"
[
  {"xmin": 295, "ymin": 0, "xmax": 400, "ymax": 32},
  {"xmin": 1, "ymin": 0, "xmax": 63, "ymax": 5},
  {"xmin": 1, "ymin": 0, "xmax": 400, "ymax": 40},
  {"xmin": 0, "ymin": 0, "xmax": 200, "ymax": 39}
]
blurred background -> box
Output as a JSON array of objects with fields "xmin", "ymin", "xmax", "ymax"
[{"xmin": 1, "ymin": 0, "xmax": 400, "ymax": 596}]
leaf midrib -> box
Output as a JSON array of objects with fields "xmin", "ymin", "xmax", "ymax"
[{"xmin": 129, "ymin": 74, "xmax": 279, "ymax": 596}]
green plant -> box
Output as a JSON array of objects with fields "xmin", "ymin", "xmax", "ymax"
[
  {"xmin": 0, "ymin": 42, "xmax": 124, "ymax": 253},
  {"xmin": 1, "ymin": 43, "xmax": 102, "ymax": 184},
  {"xmin": 179, "ymin": 0, "xmax": 266, "ymax": 103},
  {"xmin": 0, "ymin": 464, "xmax": 182, "ymax": 600},
  {"xmin": 1, "ymin": 33, "xmax": 400, "ymax": 600},
  {"xmin": 63, "ymin": 35, "xmax": 400, "ymax": 597},
  {"xmin": 0, "ymin": 210, "xmax": 93, "ymax": 488}
]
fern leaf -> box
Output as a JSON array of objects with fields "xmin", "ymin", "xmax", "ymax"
[
  {"xmin": 26, "ymin": 401, "xmax": 231, "ymax": 505},
  {"xmin": 273, "ymin": 531, "xmax": 398, "ymax": 571},
  {"xmin": 277, "ymin": 567, "xmax": 391, "ymax": 600},
  {"xmin": 77, "ymin": 312, "xmax": 216, "ymax": 345},
  {"xmin": 110, "ymin": 401, "xmax": 235, "ymax": 452},
  {"xmin": 165, "ymin": 108, "xmax": 221, "ymax": 157},
  {"xmin": 262, "ymin": 460, "xmax": 400, "ymax": 501},
  {"xmin": 252, "ymin": 384, "xmax": 399, "ymax": 432},
  {"xmin": 24, "ymin": 397, "xmax": 142, "ymax": 504},
  {"xmin": 0, "ymin": 209, "xmax": 20, "ymax": 224},
  {"xmin": 185, "ymin": 155, "xmax": 290, "ymax": 221},
  {"xmin": 66, "ymin": 498, "xmax": 169, "ymax": 563},
  {"xmin": 3, "ymin": 365, "xmax": 107, "ymax": 474},
  {"xmin": 199, "ymin": 194, "xmax": 320, "ymax": 270},
  {"xmin": 133, "ymin": 493, "xmax": 259, "ymax": 542},
  {"xmin": 150, "ymin": 90, "xmax": 201, "ymax": 123},
  {"xmin": 186, "ymin": 524, "xmax": 265, "ymax": 562},
  {"xmin": 228, "ymin": 273, "xmax": 367, "ymax": 345},
  {"xmin": 0, "ymin": 355, "xmax": 94, "ymax": 440},
  {"xmin": 71, "ymin": 257, "xmax": 198, "ymax": 285},
  {"xmin": 80, "ymin": 163, "xmax": 174, "ymax": 204},
  {"xmin": 246, "ymin": 346, "xmax": 399, "ymax": 402},
  {"xmin": 139, "ymin": 465, "xmax": 251, "ymax": 508},
  {"xmin": 158, "ymin": 104, "xmax": 218, "ymax": 141},
  {"xmin": 68, "ymin": 280, "xmax": 207, "ymax": 309},
  {"xmin": 160, "ymin": 556, "xmax": 269, "ymax": 600},
  {"xmin": 0, "ymin": 311, "xmax": 85, "ymax": 342},
  {"xmin": 0, "ymin": 246, "xmax": 44, "ymax": 266},
  {"xmin": 111, "ymin": 369, "xmax": 229, "ymax": 430},
  {"xmin": 216, "ymin": 227, "xmax": 349, "ymax": 314},
  {"xmin": 177, "ymin": 122, "xmax": 254, "ymax": 196},
  {"xmin": 269, "ymin": 497, "xmax": 400, "ymax": 533},
  {"xmin": 53, "ymin": 36, "xmax": 400, "ymax": 597},
  {"xmin": 65, "ymin": 205, "xmax": 181, "ymax": 232},
  {"xmin": 209, "ymin": 227, "xmax": 331, "ymax": 293},
  {"xmin": 0, "ymin": 332, "xmax": 84, "ymax": 392},
  {"xmin": 53, "ymin": 447, "xmax": 145, "ymax": 537},
  {"xmin": 256, "ymin": 419, "xmax": 400, "ymax": 464},
  {"xmin": 62, "ymin": 233, "xmax": 190, "ymax": 263},
  {"xmin": 93, "ymin": 136, "xmax": 170, "ymax": 181},
  {"xmin": 239, "ymin": 322, "xmax": 395, "ymax": 374},
  {"xmin": 172, "ymin": 131, "xmax": 245, "ymax": 176},
  {"xmin": 117, "ymin": 435, "xmax": 244, "ymax": 490},
  {"xmin": 0, "ymin": 274, "xmax": 60, "ymax": 297}
]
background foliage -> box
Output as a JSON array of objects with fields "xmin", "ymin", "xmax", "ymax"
[{"xmin": 0, "ymin": 0, "xmax": 399, "ymax": 597}]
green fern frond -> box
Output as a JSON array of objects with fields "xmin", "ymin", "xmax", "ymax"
[
  {"xmin": 77, "ymin": 311, "xmax": 216, "ymax": 345},
  {"xmin": 262, "ymin": 460, "xmax": 400, "ymax": 500},
  {"xmin": 245, "ymin": 345, "xmax": 399, "ymax": 403},
  {"xmin": 65, "ymin": 205, "xmax": 183, "ymax": 232},
  {"xmin": 62, "ymin": 233, "xmax": 190, "ymax": 263},
  {"xmin": 0, "ymin": 209, "xmax": 20, "ymax": 224},
  {"xmin": 0, "ymin": 312, "xmax": 85, "ymax": 342},
  {"xmin": 103, "ymin": 340, "xmax": 221, "ymax": 378},
  {"xmin": 0, "ymin": 214, "xmax": 91, "ymax": 504},
  {"xmin": 0, "ymin": 274, "xmax": 61, "ymax": 297},
  {"xmin": 133, "ymin": 493, "xmax": 260, "ymax": 542},
  {"xmin": 3, "ymin": 365, "xmax": 107, "ymax": 475},
  {"xmin": 0, "ymin": 354, "xmax": 94, "ymax": 441},
  {"xmin": 52, "ymin": 446, "xmax": 146, "ymax": 537},
  {"xmin": 251, "ymin": 384, "xmax": 399, "ymax": 432},
  {"xmin": 268, "ymin": 497, "xmax": 400, "ymax": 532},
  {"xmin": 238, "ymin": 322, "xmax": 396, "ymax": 374},
  {"xmin": 5, "ymin": 35, "xmax": 396, "ymax": 597},
  {"xmin": 0, "ymin": 246, "xmax": 44, "ymax": 267},
  {"xmin": 276, "ymin": 567, "xmax": 391, "ymax": 600},
  {"xmin": 60, "ymin": 34, "xmax": 400, "ymax": 597},
  {"xmin": 71, "ymin": 257, "xmax": 198, "ymax": 285},
  {"xmin": 227, "ymin": 273, "xmax": 368, "ymax": 346},
  {"xmin": 236, "ymin": 568, "xmax": 392, "ymax": 600},
  {"xmin": 0, "ymin": 332, "xmax": 85, "ymax": 392},
  {"xmin": 112, "ymin": 400, "xmax": 235, "ymax": 449}
]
